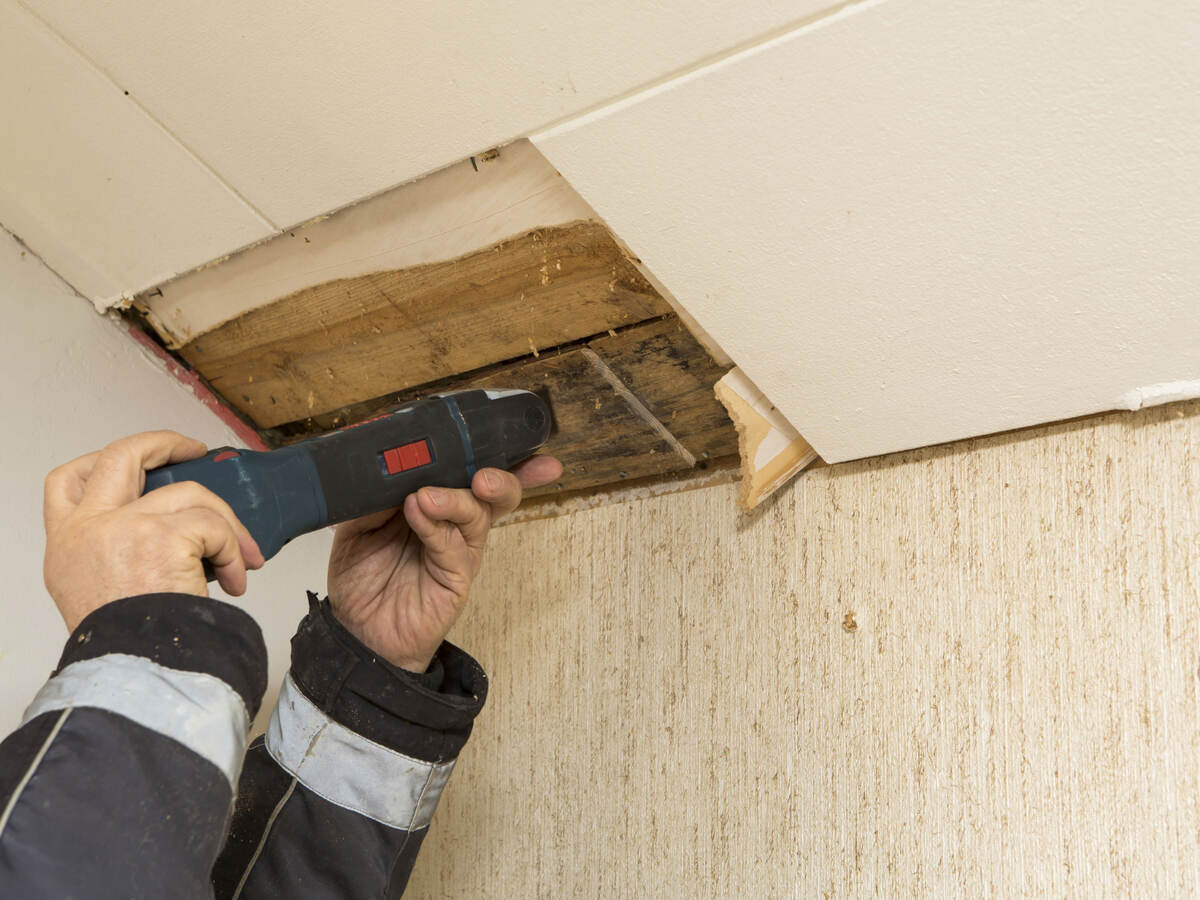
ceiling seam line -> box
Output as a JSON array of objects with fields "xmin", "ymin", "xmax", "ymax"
[
  {"xmin": 530, "ymin": 0, "xmax": 888, "ymax": 143},
  {"xmin": 312, "ymin": 0, "xmax": 889, "ymax": 223},
  {"xmin": 13, "ymin": 0, "xmax": 279, "ymax": 232}
]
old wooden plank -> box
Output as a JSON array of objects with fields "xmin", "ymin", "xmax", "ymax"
[
  {"xmin": 588, "ymin": 317, "xmax": 738, "ymax": 462},
  {"xmin": 179, "ymin": 221, "xmax": 671, "ymax": 428},
  {"xmin": 137, "ymin": 140, "xmax": 597, "ymax": 346},
  {"xmin": 271, "ymin": 343, "xmax": 699, "ymax": 496},
  {"xmin": 395, "ymin": 348, "xmax": 693, "ymax": 497}
]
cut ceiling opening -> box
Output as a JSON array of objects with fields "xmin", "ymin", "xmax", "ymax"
[{"xmin": 126, "ymin": 140, "xmax": 784, "ymax": 512}]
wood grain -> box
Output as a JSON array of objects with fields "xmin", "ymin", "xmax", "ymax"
[
  {"xmin": 716, "ymin": 366, "xmax": 818, "ymax": 508},
  {"xmin": 387, "ymin": 348, "xmax": 690, "ymax": 497},
  {"xmin": 589, "ymin": 316, "xmax": 737, "ymax": 462},
  {"xmin": 137, "ymin": 140, "xmax": 596, "ymax": 346},
  {"xmin": 179, "ymin": 221, "xmax": 670, "ymax": 428},
  {"xmin": 269, "ymin": 315, "xmax": 739, "ymax": 499},
  {"xmin": 407, "ymin": 399, "xmax": 1200, "ymax": 898}
]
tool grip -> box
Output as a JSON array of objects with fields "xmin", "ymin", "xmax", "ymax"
[
  {"xmin": 142, "ymin": 390, "xmax": 552, "ymax": 581},
  {"xmin": 143, "ymin": 444, "xmax": 327, "ymax": 565}
]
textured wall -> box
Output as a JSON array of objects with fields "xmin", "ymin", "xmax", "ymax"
[{"xmin": 410, "ymin": 399, "xmax": 1200, "ymax": 897}]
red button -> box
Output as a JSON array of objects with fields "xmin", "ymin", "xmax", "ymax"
[{"xmin": 382, "ymin": 440, "xmax": 431, "ymax": 474}]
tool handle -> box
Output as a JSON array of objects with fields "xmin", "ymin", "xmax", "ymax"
[
  {"xmin": 143, "ymin": 444, "xmax": 326, "ymax": 563},
  {"xmin": 142, "ymin": 390, "xmax": 551, "ymax": 580}
]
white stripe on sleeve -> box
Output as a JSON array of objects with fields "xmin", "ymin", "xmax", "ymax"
[
  {"xmin": 265, "ymin": 673, "xmax": 454, "ymax": 831},
  {"xmin": 21, "ymin": 653, "xmax": 250, "ymax": 787}
]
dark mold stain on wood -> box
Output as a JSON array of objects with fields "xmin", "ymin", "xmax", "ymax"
[{"xmin": 131, "ymin": 219, "xmax": 739, "ymax": 502}]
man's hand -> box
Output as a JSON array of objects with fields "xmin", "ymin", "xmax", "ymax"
[
  {"xmin": 43, "ymin": 431, "xmax": 265, "ymax": 631},
  {"xmin": 327, "ymin": 456, "xmax": 562, "ymax": 672}
]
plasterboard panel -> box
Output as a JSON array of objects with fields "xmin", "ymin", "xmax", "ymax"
[
  {"xmin": 23, "ymin": 0, "xmax": 831, "ymax": 228},
  {"xmin": 0, "ymin": 1, "xmax": 270, "ymax": 306},
  {"xmin": 535, "ymin": 0, "xmax": 1200, "ymax": 463}
]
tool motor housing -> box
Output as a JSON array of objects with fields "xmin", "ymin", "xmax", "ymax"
[{"xmin": 143, "ymin": 389, "xmax": 551, "ymax": 562}]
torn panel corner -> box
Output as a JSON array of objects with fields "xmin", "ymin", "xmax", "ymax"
[
  {"xmin": 1116, "ymin": 380, "xmax": 1200, "ymax": 412},
  {"xmin": 715, "ymin": 367, "xmax": 817, "ymax": 509}
]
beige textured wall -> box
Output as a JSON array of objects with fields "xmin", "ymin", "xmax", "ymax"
[{"xmin": 409, "ymin": 400, "xmax": 1200, "ymax": 898}]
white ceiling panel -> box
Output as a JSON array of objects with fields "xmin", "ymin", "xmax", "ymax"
[
  {"xmin": 535, "ymin": 0, "xmax": 1200, "ymax": 462},
  {"xmin": 23, "ymin": 0, "xmax": 831, "ymax": 229},
  {"xmin": 0, "ymin": 0, "xmax": 271, "ymax": 306}
]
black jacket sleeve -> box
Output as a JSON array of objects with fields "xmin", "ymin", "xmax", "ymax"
[
  {"xmin": 212, "ymin": 592, "xmax": 488, "ymax": 899},
  {"xmin": 0, "ymin": 593, "xmax": 268, "ymax": 900}
]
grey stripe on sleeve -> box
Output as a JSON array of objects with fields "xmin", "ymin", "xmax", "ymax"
[
  {"xmin": 265, "ymin": 673, "xmax": 455, "ymax": 831},
  {"xmin": 21, "ymin": 653, "xmax": 250, "ymax": 787}
]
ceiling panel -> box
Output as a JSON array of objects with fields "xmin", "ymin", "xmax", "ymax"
[
  {"xmin": 23, "ymin": 0, "xmax": 828, "ymax": 228},
  {"xmin": 535, "ymin": 0, "xmax": 1200, "ymax": 462},
  {"xmin": 0, "ymin": 0, "xmax": 271, "ymax": 305}
]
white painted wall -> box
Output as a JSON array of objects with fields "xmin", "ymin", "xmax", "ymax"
[{"xmin": 0, "ymin": 231, "xmax": 331, "ymax": 733}]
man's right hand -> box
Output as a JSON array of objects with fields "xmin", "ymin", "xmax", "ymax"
[{"xmin": 43, "ymin": 430, "xmax": 265, "ymax": 631}]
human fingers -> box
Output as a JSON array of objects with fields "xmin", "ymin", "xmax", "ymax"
[
  {"xmin": 43, "ymin": 450, "xmax": 102, "ymax": 532},
  {"xmin": 470, "ymin": 468, "xmax": 524, "ymax": 520},
  {"xmin": 132, "ymin": 480, "xmax": 264, "ymax": 568},
  {"xmin": 511, "ymin": 455, "xmax": 563, "ymax": 489},
  {"xmin": 416, "ymin": 485, "xmax": 492, "ymax": 545},
  {"xmin": 403, "ymin": 492, "xmax": 477, "ymax": 595},
  {"xmin": 80, "ymin": 431, "xmax": 208, "ymax": 510},
  {"xmin": 167, "ymin": 507, "xmax": 248, "ymax": 596}
]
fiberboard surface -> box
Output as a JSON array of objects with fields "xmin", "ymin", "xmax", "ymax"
[
  {"xmin": 0, "ymin": 0, "xmax": 270, "ymax": 305},
  {"xmin": 23, "ymin": 0, "xmax": 835, "ymax": 228},
  {"xmin": 534, "ymin": 0, "xmax": 1200, "ymax": 463},
  {"xmin": 409, "ymin": 398, "xmax": 1200, "ymax": 897}
]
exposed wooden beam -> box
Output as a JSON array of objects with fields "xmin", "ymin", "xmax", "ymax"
[{"xmin": 179, "ymin": 222, "xmax": 670, "ymax": 428}]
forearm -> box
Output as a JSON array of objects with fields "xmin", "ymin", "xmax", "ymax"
[
  {"xmin": 0, "ymin": 593, "xmax": 266, "ymax": 899},
  {"xmin": 214, "ymin": 592, "xmax": 486, "ymax": 899}
]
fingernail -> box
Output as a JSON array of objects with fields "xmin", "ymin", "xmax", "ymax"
[
  {"xmin": 485, "ymin": 470, "xmax": 501, "ymax": 491},
  {"xmin": 425, "ymin": 488, "xmax": 445, "ymax": 506}
]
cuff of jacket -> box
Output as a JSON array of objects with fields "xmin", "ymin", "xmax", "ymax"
[
  {"xmin": 288, "ymin": 592, "xmax": 487, "ymax": 762},
  {"xmin": 56, "ymin": 593, "xmax": 269, "ymax": 720}
]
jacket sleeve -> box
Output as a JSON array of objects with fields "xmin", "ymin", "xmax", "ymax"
[
  {"xmin": 212, "ymin": 593, "xmax": 487, "ymax": 899},
  {"xmin": 0, "ymin": 593, "xmax": 268, "ymax": 900}
]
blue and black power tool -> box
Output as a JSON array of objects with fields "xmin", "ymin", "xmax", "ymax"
[{"xmin": 143, "ymin": 389, "xmax": 552, "ymax": 572}]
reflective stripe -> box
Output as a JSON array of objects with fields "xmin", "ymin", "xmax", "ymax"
[
  {"xmin": 21, "ymin": 653, "xmax": 250, "ymax": 788},
  {"xmin": 0, "ymin": 708, "xmax": 71, "ymax": 842},
  {"xmin": 265, "ymin": 674, "xmax": 454, "ymax": 830}
]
